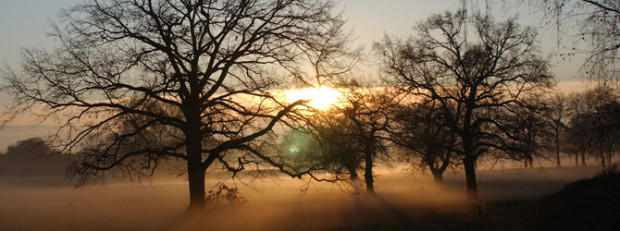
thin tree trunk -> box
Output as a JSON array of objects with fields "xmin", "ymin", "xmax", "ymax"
[
  {"xmin": 581, "ymin": 150, "xmax": 587, "ymax": 166},
  {"xmin": 600, "ymin": 150, "xmax": 606, "ymax": 167},
  {"xmin": 607, "ymin": 144, "xmax": 613, "ymax": 168},
  {"xmin": 556, "ymin": 127, "xmax": 561, "ymax": 167},
  {"xmin": 556, "ymin": 141, "xmax": 561, "ymax": 167},
  {"xmin": 349, "ymin": 168, "xmax": 360, "ymax": 193},
  {"xmin": 575, "ymin": 153, "xmax": 579, "ymax": 167},
  {"xmin": 364, "ymin": 152, "xmax": 374, "ymax": 193},
  {"xmin": 463, "ymin": 156, "xmax": 478, "ymax": 202},
  {"xmin": 524, "ymin": 157, "xmax": 533, "ymax": 168}
]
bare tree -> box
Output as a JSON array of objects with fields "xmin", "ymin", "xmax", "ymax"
[
  {"xmin": 501, "ymin": 95, "xmax": 555, "ymax": 168},
  {"xmin": 566, "ymin": 92, "xmax": 593, "ymax": 166},
  {"xmin": 290, "ymin": 109, "xmax": 366, "ymax": 192},
  {"xmin": 548, "ymin": 92, "xmax": 568, "ymax": 167},
  {"xmin": 531, "ymin": 0, "xmax": 620, "ymax": 80},
  {"xmin": 339, "ymin": 85, "xmax": 395, "ymax": 193},
  {"xmin": 1, "ymin": 0, "xmax": 354, "ymax": 209},
  {"xmin": 390, "ymin": 98, "xmax": 457, "ymax": 185},
  {"xmin": 375, "ymin": 11, "xmax": 553, "ymax": 201},
  {"xmin": 285, "ymin": 82, "xmax": 396, "ymax": 193}
]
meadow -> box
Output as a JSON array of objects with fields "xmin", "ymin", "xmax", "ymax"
[{"xmin": 0, "ymin": 166, "xmax": 603, "ymax": 231}]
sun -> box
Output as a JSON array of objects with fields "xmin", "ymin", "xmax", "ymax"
[{"xmin": 285, "ymin": 86, "xmax": 343, "ymax": 110}]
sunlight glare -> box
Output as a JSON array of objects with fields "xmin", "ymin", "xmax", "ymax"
[{"xmin": 285, "ymin": 86, "xmax": 343, "ymax": 110}]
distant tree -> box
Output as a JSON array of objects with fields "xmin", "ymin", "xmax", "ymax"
[
  {"xmin": 582, "ymin": 86, "xmax": 620, "ymax": 167},
  {"xmin": 2, "ymin": 0, "xmax": 354, "ymax": 209},
  {"xmin": 0, "ymin": 137, "xmax": 66, "ymax": 177},
  {"xmin": 285, "ymin": 82, "xmax": 395, "ymax": 193},
  {"xmin": 390, "ymin": 98, "xmax": 457, "ymax": 185},
  {"xmin": 294, "ymin": 110, "xmax": 366, "ymax": 192},
  {"xmin": 547, "ymin": 93, "xmax": 568, "ymax": 167},
  {"xmin": 566, "ymin": 91, "xmax": 593, "ymax": 166},
  {"xmin": 340, "ymin": 86, "xmax": 394, "ymax": 193},
  {"xmin": 375, "ymin": 11, "xmax": 553, "ymax": 200},
  {"xmin": 501, "ymin": 95, "xmax": 555, "ymax": 168},
  {"xmin": 565, "ymin": 85, "xmax": 620, "ymax": 167}
]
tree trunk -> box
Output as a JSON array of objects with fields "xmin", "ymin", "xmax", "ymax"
[
  {"xmin": 186, "ymin": 133, "xmax": 206, "ymax": 209},
  {"xmin": 600, "ymin": 150, "xmax": 606, "ymax": 167},
  {"xmin": 349, "ymin": 168, "xmax": 358, "ymax": 181},
  {"xmin": 607, "ymin": 144, "xmax": 613, "ymax": 168},
  {"xmin": 524, "ymin": 157, "xmax": 533, "ymax": 168},
  {"xmin": 187, "ymin": 159, "xmax": 206, "ymax": 209},
  {"xmin": 575, "ymin": 153, "xmax": 579, "ymax": 167},
  {"xmin": 556, "ymin": 129, "xmax": 561, "ymax": 167},
  {"xmin": 463, "ymin": 156, "xmax": 478, "ymax": 202},
  {"xmin": 556, "ymin": 141, "xmax": 561, "ymax": 167},
  {"xmin": 364, "ymin": 152, "xmax": 374, "ymax": 193},
  {"xmin": 581, "ymin": 150, "xmax": 587, "ymax": 166},
  {"xmin": 185, "ymin": 106, "xmax": 206, "ymax": 209},
  {"xmin": 430, "ymin": 168, "xmax": 444, "ymax": 185}
]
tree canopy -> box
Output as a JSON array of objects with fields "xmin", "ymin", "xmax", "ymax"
[
  {"xmin": 2, "ymin": 0, "xmax": 355, "ymax": 208},
  {"xmin": 375, "ymin": 11, "xmax": 553, "ymax": 200}
]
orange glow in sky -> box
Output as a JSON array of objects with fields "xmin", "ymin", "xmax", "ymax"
[{"xmin": 285, "ymin": 86, "xmax": 343, "ymax": 110}]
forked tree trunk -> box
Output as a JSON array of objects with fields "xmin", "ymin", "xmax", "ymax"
[
  {"xmin": 364, "ymin": 152, "xmax": 374, "ymax": 193},
  {"xmin": 430, "ymin": 168, "xmax": 444, "ymax": 185},
  {"xmin": 463, "ymin": 156, "xmax": 478, "ymax": 202},
  {"xmin": 349, "ymin": 169, "xmax": 360, "ymax": 193}
]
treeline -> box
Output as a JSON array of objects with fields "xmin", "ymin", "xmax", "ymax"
[
  {"xmin": 0, "ymin": 138, "xmax": 67, "ymax": 177},
  {"xmin": 0, "ymin": 137, "xmax": 185, "ymax": 181},
  {"xmin": 265, "ymin": 12, "xmax": 620, "ymax": 201}
]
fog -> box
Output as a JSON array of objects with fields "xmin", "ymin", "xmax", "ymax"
[{"xmin": 0, "ymin": 166, "xmax": 601, "ymax": 231}]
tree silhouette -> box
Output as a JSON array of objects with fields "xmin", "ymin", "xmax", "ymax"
[
  {"xmin": 565, "ymin": 85, "xmax": 620, "ymax": 167},
  {"xmin": 281, "ymin": 110, "xmax": 365, "ymax": 192},
  {"xmin": 375, "ymin": 11, "xmax": 553, "ymax": 201},
  {"xmin": 501, "ymin": 95, "xmax": 555, "ymax": 168},
  {"xmin": 338, "ymin": 85, "xmax": 394, "ymax": 193},
  {"xmin": 281, "ymin": 82, "xmax": 395, "ymax": 193},
  {"xmin": 547, "ymin": 93, "xmax": 568, "ymax": 167},
  {"xmin": 2, "ymin": 0, "xmax": 353, "ymax": 209},
  {"xmin": 0, "ymin": 137, "xmax": 67, "ymax": 177},
  {"xmin": 390, "ymin": 99, "xmax": 457, "ymax": 185},
  {"xmin": 531, "ymin": 0, "xmax": 620, "ymax": 80}
]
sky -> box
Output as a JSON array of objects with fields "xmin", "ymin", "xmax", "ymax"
[{"xmin": 0, "ymin": 0, "xmax": 590, "ymax": 151}]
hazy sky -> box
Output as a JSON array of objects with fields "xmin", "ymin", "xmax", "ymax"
[
  {"xmin": 0, "ymin": 0, "xmax": 589, "ymax": 151},
  {"xmin": 0, "ymin": 0, "xmax": 584, "ymax": 82}
]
